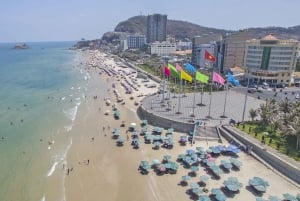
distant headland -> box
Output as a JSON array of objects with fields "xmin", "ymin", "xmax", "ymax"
[{"xmin": 12, "ymin": 43, "xmax": 29, "ymax": 50}]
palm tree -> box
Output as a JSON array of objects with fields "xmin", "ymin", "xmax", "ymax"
[
  {"xmin": 249, "ymin": 108, "xmax": 258, "ymax": 122},
  {"xmin": 278, "ymin": 101, "xmax": 300, "ymax": 150}
]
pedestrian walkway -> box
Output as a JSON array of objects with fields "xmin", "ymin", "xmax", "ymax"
[{"xmin": 141, "ymin": 89, "xmax": 264, "ymax": 127}]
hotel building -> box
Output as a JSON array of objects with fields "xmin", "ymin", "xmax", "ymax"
[{"xmin": 244, "ymin": 34, "xmax": 299, "ymax": 85}]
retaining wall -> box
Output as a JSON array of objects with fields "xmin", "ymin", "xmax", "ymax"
[
  {"xmin": 219, "ymin": 125, "xmax": 300, "ymax": 185},
  {"xmin": 137, "ymin": 105, "xmax": 194, "ymax": 133}
]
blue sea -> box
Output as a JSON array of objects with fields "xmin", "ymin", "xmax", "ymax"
[{"xmin": 0, "ymin": 42, "xmax": 89, "ymax": 201}]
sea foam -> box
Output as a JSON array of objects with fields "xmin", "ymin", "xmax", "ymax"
[{"xmin": 47, "ymin": 161, "xmax": 58, "ymax": 177}]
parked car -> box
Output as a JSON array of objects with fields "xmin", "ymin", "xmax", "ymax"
[
  {"xmin": 248, "ymin": 88, "xmax": 257, "ymax": 93},
  {"xmin": 276, "ymin": 83, "xmax": 286, "ymax": 88}
]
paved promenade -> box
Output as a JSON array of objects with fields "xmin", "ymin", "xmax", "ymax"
[{"xmin": 141, "ymin": 87, "xmax": 265, "ymax": 127}]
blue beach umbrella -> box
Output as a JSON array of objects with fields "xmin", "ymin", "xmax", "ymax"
[
  {"xmin": 200, "ymin": 175, "xmax": 209, "ymax": 182},
  {"xmin": 223, "ymin": 177, "xmax": 243, "ymax": 192},
  {"xmin": 255, "ymin": 197, "xmax": 266, "ymax": 201},
  {"xmin": 229, "ymin": 158, "xmax": 242, "ymax": 169},
  {"xmin": 186, "ymin": 149, "xmax": 195, "ymax": 155},
  {"xmin": 283, "ymin": 193, "xmax": 297, "ymax": 201},
  {"xmin": 269, "ymin": 195, "xmax": 282, "ymax": 201},
  {"xmin": 190, "ymin": 182, "xmax": 199, "ymax": 189},
  {"xmin": 211, "ymin": 188, "xmax": 223, "ymax": 195},
  {"xmin": 215, "ymin": 193, "xmax": 227, "ymax": 201},
  {"xmin": 198, "ymin": 195, "xmax": 211, "ymax": 201},
  {"xmin": 182, "ymin": 175, "xmax": 191, "ymax": 182},
  {"xmin": 221, "ymin": 160, "xmax": 233, "ymax": 170}
]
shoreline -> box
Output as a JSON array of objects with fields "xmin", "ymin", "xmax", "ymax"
[{"xmin": 64, "ymin": 50, "xmax": 300, "ymax": 201}]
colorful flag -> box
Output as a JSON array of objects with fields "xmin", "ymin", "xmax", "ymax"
[
  {"xmin": 196, "ymin": 71, "xmax": 209, "ymax": 84},
  {"xmin": 175, "ymin": 63, "xmax": 182, "ymax": 72},
  {"xmin": 164, "ymin": 66, "xmax": 170, "ymax": 76},
  {"xmin": 212, "ymin": 72, "xmax": 225, "ymax": 85},
  {"xmin": 227, "ymin": 72, "xmax": 240, "ymax": 86},
  {"xmin": 205, "ymin": 50, "xmax": 216, "ymax": 62},
  {"xmin": 185, "ymin": 63, "xmax": 196, "ymax": 73},
  {"xmin": 168, "ymin": 63, "xmax": 180, "ymax": 79},
  {"xmin": 181, "ymin": 70, "xmax": 192, "ymax": 82}
]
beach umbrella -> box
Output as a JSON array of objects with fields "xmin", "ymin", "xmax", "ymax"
[
  {"xmin": 206, "ymin": 148, "xmax": 212, "ymax": 154},
  {"xmin": 163, "ymin": 155, "xmax": 172, "ymax": 162},
  {"xmin": 186, "ymin": 149, "xmax": 196, "ymax": 155},
  {"xmin": 196, "ymin": 146, "xmax": 205, "ymax": 153},
  {"xmin": 269, "ymin": 196, "xmax": 281, "ymax": 201},
  {"xmin": 248, "ymin": 177, "xmax": 269, "ymax": 192},
  {"xmin": 198, "ymin": 195, "xmax": 211, "ymax": 201},
  {"xmin": 182, "ymin": 175, "xmax": 191, "ymax": 182},
  {"xmin": 190, "ymin": 182, "xmax": 199, "ymax": 189},
  {"xmin": 152, "ymin": 159, "xmax": 160, "ymax": 166},
  {"xmin": 220, "ymin": 160, "xmax": 233, "ymax": 170},
  {"xmin": 139, "ymin": 161, "xmax": 150, "ymax": 170},
  {"xmin": 116, "ymin": 136, "xmax": 125, "ymax": 143},
  {"xmin": 153, "ymin": 141, "xmax": 161, "ymax": 147},
  {"xmin": 211, "ymin": 146, "xmax": 221, "ymax": 154},
  {"xmin": 283, "ymin": 193, "xmax": 297, "ymax": 201},
  {"xmin": 215, "ymin": 193, "xmax": 227, "ymax": 201},
  {"xmin": 255, "ymin": 197, "xmax": 266, "ymax": 201},
  {"xmin": 177, "ymin": 154, "xmax": 185, "ymax": 161},
  {"xmin": 229, "ymin": 158, "xmax": 242, "ymax": 169},
  {"xmin": 211, "ymin": 188, "xmax": 223, "ymax": 195},
  {"xmin": 210, "ymin": 165, "xmax": 223, "ymax": 176},
  {"xmin": 169, "ymin": 162, "xmax": 179, "ymax": 171},
  {"xmin": 145, "ymin": 134, "xmax": 152, "ymax": 141},
  {"xmin": 190, "ymin": 166, "xmax": 199, "ymax": 172},
  {"xmin": 223, "ymin": 177, "xmax": 243, "ymax": 192},
  {"xmin": 200, "ymin": 175, "xmax": 209, "ymax": 182},
  {"xmin": 192, "ymin": 187, "xmax": 203, "ymax": 196}
]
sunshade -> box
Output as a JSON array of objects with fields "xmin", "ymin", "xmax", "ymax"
[{"xmin": 223, "ymin": 177, "xmax": 243, "ymax": 192}]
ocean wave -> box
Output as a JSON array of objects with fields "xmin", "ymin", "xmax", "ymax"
[
  {"xmin": 47, "ymin": 161, "xmax": 58, "ymax": 177},
  {"xmin": 63, "ymin": 105, "xmax": 78, "ymax": 122},
  {"xmin": 40, "ymin": 194, "xmax": 45, "ymax": 201},
  {"xmin": 64, "ymin": 124, "xmax": 73, "ymax": 132}
]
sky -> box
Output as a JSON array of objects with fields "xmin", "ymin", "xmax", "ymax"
[{"xmin": 1, "ymin": 0, "xmax": 300, "ymax": 43}]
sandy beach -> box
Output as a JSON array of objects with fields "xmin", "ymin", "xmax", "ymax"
[{"xmin": 64, "ymin": 50, "xmax": 299, "ymax": 201}]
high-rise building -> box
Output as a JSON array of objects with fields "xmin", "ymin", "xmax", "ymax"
[
  {"xmin": 147, "ymin": 14, "xmax": 167, "ymax": 43},
  {"xmin": 222, "ymin": 31, "xmax": 254, "ymax": 71},
  {"xmin": 244, "ymin": 34, "xmax": 299, "ymax": 85}
]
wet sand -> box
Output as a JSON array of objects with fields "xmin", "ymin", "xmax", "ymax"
[{"xmin": 64, "ymin": 50, "xmax": 299, "ymax": 201}]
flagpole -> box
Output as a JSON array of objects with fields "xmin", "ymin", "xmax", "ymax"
[
  {"xmin": 191, "ymin": 75, "xmax": 196, "ymax": 117},
  {"xmin": 167, "ymin": 75, "xmax": 171, "ymax": 100},
  {"xmin": 221, "ymin": 82, "xmax": 228, "ymax": 118},
  {"xmin": 173, "ymin": 77, "xmax": 177, "ymax": 98},
  {"xmin": 176, "ymin": 77, "xmax": 182, "ymax": 114},
  {"xmin": 207, "ymin": 67, "xmax": 213, "ymax": 118},
  {"xmin": 242, "ymin": 70, "xmax": 250, "ymax": 123}
]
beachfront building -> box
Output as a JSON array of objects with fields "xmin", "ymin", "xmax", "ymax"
[
  {"xmin": 244, "ymin": 34, "xmax": 299, "ymax": 85},
  {"xmin": 147, "ymin": 14, "xmax": 167, "ymax": 43},
  {"xmin": 222, "ymin": 31, "xmax": 254, "ymax": 71},
  {"xmin": 150, "ymin": 41, "xmax": 176, "ymax": 56},
  {"xmin": 127, "ymin": 35, "xmax": 146, "ymax": 49}
]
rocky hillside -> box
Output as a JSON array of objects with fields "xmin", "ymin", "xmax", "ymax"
[
  {"xmin": 114, "ymin": 15, "xmax": 300, "ymax": 41},
  {"xmin": 114, "ymin": 15, "xmax": 231, "ymax": 40}
]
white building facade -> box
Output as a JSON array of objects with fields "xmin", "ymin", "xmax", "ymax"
[{"xmin": 150, "ymin": 42, "xmax": 176, "ymax": 56}]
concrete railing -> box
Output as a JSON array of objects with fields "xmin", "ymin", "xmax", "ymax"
[{"xmin": 219, "ymin": 125, "xmax": 300, "ymax": 186}]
